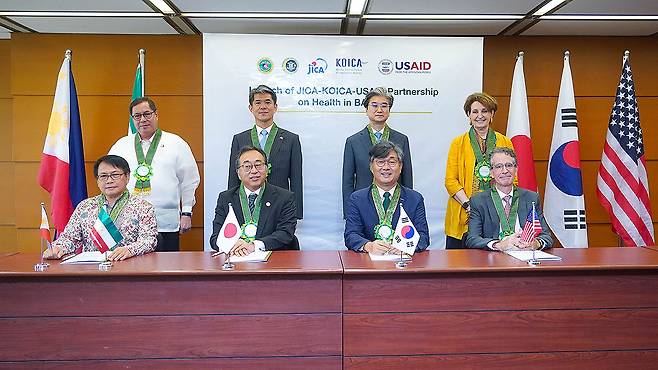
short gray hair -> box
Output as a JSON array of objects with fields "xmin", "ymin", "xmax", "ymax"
[
  {"xmin": 488, "ymin": 147, "xmax": 517, "ymax": 164},
  {"xmin": 249, "ymin": 84, "xmax": 277, "ymax": 105},
  {"xmin": 362, "ymin": 87, "xmax": 394, "ymax": 108},
  {"xmin": 369, "ymin": 140, "xmax": 404, "ymax": 162}
]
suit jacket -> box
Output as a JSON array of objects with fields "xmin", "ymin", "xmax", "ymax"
[
  {"xmin": 465, "ymin": 187, "xmax": 553, "ymax": 250},
  {"xmin": 228, "ymin": 126, "xmax": 303, "ymax": 219},
  {"xmin": 342, "ymin": 126, "xmax": 413, "ymax": 218},
  {"xmin": 344, "ymin": 185, "xmax": 429, "ymax": 252},
  {"xmin": 210, "ymin": 183, "xmax": 298, "ymax": 251}
]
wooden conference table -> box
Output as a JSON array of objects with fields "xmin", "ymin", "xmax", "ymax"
[{"xmin": 1, "ymin": 248, "xmax": 658, "ymax": 369}]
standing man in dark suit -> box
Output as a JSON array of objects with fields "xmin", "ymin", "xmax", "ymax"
[
  {"xmin": 211, "ymin": 145, "xmax": 298, "ymax": 254},
  {"xmin": 344, "ymin": 141, "xmax": 429, "ymax": 254},
  {"xmin": 465, "ymin": 147, "xmax": 552, "ymax": 250},
  {"xmin": 228, "ymin": 85, "xmax": 303, "ymax": 219},
  {"xmin": 342, "ymin": 87, "xmax": 412, "ymax": 218}
]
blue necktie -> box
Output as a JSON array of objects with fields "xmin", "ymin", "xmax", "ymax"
[
  {"xmin": 259, "ymin": 130, "xmax": 268, "ymax": 149},
  {"xmin": 248, "ymin": 193, "xmax": 258, "ymax": 215},
  {"xmin": 374, "ymin": 131, "xmax": 382, "ymax": 142}
]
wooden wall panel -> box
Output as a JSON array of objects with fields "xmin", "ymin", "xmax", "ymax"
[
  {"xmin": 0, "ymin": 163, "xmax": 15, "ymax": 226},
  {"xmin": 0, "ymin": 99, "xmax": 12, "ymax": 162},
  {"xmin": 1, "ymin": 276, "xmax": 341, "ymax": 316},
  {"xmin": 0, "ymin": 357, "xmax": 342, "ymax": 370},
  {"xmin": 344, "ymin": 273, "xmax": 658, "ymax": 313},
  {"xmin": 345, "ymin": 351, "xmax": 658, "ymax": 370},
  {"xmin": 10, "ymin": 34, "xmax": 201, "ymax": 96},
  {"xmin": 484, "ymin": 36, "xmax": 658, "ymax": 97},
  {"xmin": 0, "ymin": 40, "xmax": 9, "ymax": 98},
  {"xmin": 0, "ymin": 227, "xmax": 17, "ymax": 253},
  {"xmin": 1, "ymin": 314, "xmax": 341, "ymax": 361},
  {"xmin": 344, "ymin": 309, "xmax": 658, "ymax": 356}
]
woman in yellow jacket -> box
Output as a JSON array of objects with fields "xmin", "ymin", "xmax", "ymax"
[{"xmin": 444, "ymin": 92, "xmax": 514, "ymax": 249}]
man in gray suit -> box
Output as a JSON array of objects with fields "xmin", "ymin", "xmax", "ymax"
[
  {"xmin": 228, "ymin": 85, "xmax": 303, "ymax": 219},
  {"xmin": 465, "ymin": 147, "xmax": 552, "ymax": 250},
  {"xmin": 342, "ymin": 87, "xmax": 413, "ymax": 218}
]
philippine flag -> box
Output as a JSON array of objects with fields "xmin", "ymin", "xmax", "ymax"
[
  {"xmin": 39, "ymin": 203, "xmax": 52, "ymax": 244},
  {"xmin": 216, "ymin": 203, "xmax": 242, "ymax": 254},
  {"xmin": 506, "ymin": 51, "xmax": 537, "ymax": 191},
  {"xmin": 392, "ymin": 204, "xmax": 420, "ymax": 255},
  {"xmin": 38, "ymin": 51, "xmax": 87, "ymax": 235},
  {"xmin": 544, "ymin": 52, "xmax": 588, "ymax": 248}
]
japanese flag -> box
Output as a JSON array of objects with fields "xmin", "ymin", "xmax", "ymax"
[{"xmin": 216, "ymin": 203, "xmax": 241, "ymax": 254}]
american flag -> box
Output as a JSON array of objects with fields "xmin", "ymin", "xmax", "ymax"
[
  {"xmin": 596, "ymin": 55, "xmax": 654, "ymax": 247},
  {"xmin": 520, "ymin": 206, "xmax": 542, "ymax": 243}
]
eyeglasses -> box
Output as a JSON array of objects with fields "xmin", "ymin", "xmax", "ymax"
[
  {"xmin": 373, "ymin": 159, "xmax": 400, "ymax": 168},
  {"xmin": 239, "ymin": 161, "xmax": 267, "ymax": 172},
  {"xmin": 97, "ymin": 173, "xmax": 125, "ymax": 182},
  {"xmin": 131, "ymin": 110, "xmax": 156, "ymax": 121},
  {"xmin": 369, "ymin": 102, "xmax": 390, "ymax": 110},
  {"xmin": 492, "ymin": 162, "xmax": 517, "ymax": 170}
]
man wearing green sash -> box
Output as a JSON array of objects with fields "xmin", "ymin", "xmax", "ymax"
[
  {"xmin": 109, "ymin": 97, "xmax": 200, "ymax": 252},
  {"xmin": 465, "ymin": 147, "xmax": 552, "ymax": 250},
  {"xmin": 344, "ymin": 141, "xmax": 429, "ymax": 254},
  {"xmin": 342, "ymin": 87, "xmax": 413, "ymax": 218},
  {"xmin": 228, "ymin": 85, "xmax": 303, "ymax": 219},
  {"xmin": 211, "ymin": 145, "xmax": 299, "ymax": 254},
  {"xmin": 43, "ymin": 155, "xmax": 157, "ymax": 261}
]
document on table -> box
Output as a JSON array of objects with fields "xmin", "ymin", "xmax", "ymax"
[
  {"xmin": 226, "ymin": 250, "xmax": 272, "ymax": 263},
  {"xmin": 369, "ymin": 252, "xmax": 412, "ymax": 261},
  {"xmin": 60, "ymin": 251, "xmax": 107, "ymax": 264},
  {"xmin": 505, "ymin": 250, "xmax": 562, "ymax": 262}
]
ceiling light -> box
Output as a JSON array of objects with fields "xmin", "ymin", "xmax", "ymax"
[
  {"xmin": 149, "ymin": 0, "xmax": 175, "ymax": 15},
  {"xmin": 533, "ymin": 0, "xmax": 567, "ymax": 16},
  {"xmin": 182, "ymin": 13, "xmax": 346, "ymax": 19},
  {"xmin": 0, "ymin": 12, "xmax": 161, "ymax": 17},
  {"xmin": 541, "ymin": 15, "xmax": 658, "ymax": 20},
  {"xmin": 363, "ymin": 14, "xmax": 523, "ymax": 20},
  {"xmin": 348, "ymin": 0, "xmax": 367, "ymax": 16}
]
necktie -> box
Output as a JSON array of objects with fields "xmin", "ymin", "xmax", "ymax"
[
  {"xmin": 374, "ymin": 131, "xmax": 382, "ymax": 142},
  {"xmin": 248, "ymin": 193, "xmax": 258, "ymax": 215},
  {"xmin": 383, "ymin": 192, "xmax": 391, "ymax": 211},
  {"xmin": 503, "ymin": 195, "xmax": 511, "ymax": 218},
  {"xmin": 259, "ymin": 130, "xmax": 268, "ymax": 149}
]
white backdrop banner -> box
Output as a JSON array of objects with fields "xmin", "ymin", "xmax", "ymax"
[{"xmin": 203, "ymin": 34, "xmax": 483, "ymax": 250}]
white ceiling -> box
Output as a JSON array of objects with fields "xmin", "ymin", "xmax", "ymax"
[{"xmin": 0, "ymin": 0, "xmax": 656, "ymax": 37}]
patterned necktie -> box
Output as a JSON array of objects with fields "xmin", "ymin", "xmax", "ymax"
[
  {"xmin": 248, "ymin": 193, "xmax": 258, "ymax": 215},
  {"xmin": 259, "ymin": 129, "xmax": 268, "ymax": 149},
  {"xmin": 374, "ymin": 131, "xmax": 382, "ymax": 142},
  {"xmin": 503, "ymin": 195, "xmax": 511, "ymax": 218},
  {"xmin": 383, "ymin": 192, "xmax": 391, "ymax": 211}
]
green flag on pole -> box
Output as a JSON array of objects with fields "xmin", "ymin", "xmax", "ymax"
[{"xmin": 128, "ymin": 50, "xmax": 145, "ymax": 135}]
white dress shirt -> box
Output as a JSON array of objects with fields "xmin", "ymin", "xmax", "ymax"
[{"xmin": 109, "ymin": 130, "xmax": 200, "ymax": 232}]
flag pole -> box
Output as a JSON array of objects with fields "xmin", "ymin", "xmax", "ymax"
[
  {"xmin": 528, "ymin": 201, "xmax": 540, "ymax": 266},
  {"xmin": 35, "ymin": 202, "xmax": 50, "ymax": 272},
  {"xmin": 517, "ymin": 51, "xmax": 524, "ymax": 60},
  {"xmin": 139, "ymin": 49, "xmax": 145, "ymax": 95}
]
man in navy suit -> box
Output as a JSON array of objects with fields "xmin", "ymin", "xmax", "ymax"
[
  {"xmin": 465, "ymin": 147, "xmax": 552, "ymax": 250},
  {"xmin": 211, "ymin": 145, "xmax": 298, "ymax": 254},
  {"xmin": 342, "ymin": 87, "xmax": 413, "ymax": 218},
  {"xmin": 344, "ymin": 141, "xmax": 429, "ymax": 254},
  {"xmin": 228, "ymin": 85, "xmax": 303, "ymax": 219}
]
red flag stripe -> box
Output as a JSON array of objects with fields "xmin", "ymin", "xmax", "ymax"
[
  {"xmin": 600, "ymin": 140, "xmax": 653, "ymax": 233},
  {"xmin": 598, "ymin": 160, "xmax": 654, "ymax": 245},
  {"xmin": 90, "ymin": 228, "xmax": 110, "ymax": 253}
]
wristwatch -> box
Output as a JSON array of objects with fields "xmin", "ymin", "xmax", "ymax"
[
  {"xmin": 181, "ymin": 212, "xmax": 192, "ymax": 217},
  {"xmin": 461, "ymin": 201, "xmax": 470, "ymax": 210}
]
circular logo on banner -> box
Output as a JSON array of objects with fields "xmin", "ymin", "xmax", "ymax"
[
  {"xmin": 378, "ymin": 59, "xmax": 393, "ymax": 75},
  {"xmin": 257, "ymin": 57, "xmax": 273, "ymax": 73},
  {"xmin": 283, "ymin": 58, "xmax": 298, "ymax": 73},
  {"xmin": 549, "ymin": 141, "xmax": 583, "ymax": 196}
]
